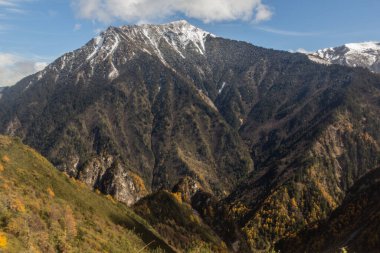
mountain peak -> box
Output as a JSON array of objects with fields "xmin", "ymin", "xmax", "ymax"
[
  {"xmin": 115, "ymin": 20, "xmax": 215, "ymax": 62},
  {"xmin": 37, "ymin": 20, "xmax": 216, "ymax": 86},
  {"xmin": 118, "ymin": 19, "xmax": 214, "ymax": 42},
  {"xmin": 309, "ymin": 41, "xmax": 380, "ymax": 73},
  {"xmin": 344, "ymin": 41, "xmax": 380, "ymax": 52}
]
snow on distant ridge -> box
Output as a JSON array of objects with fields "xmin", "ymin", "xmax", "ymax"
[
  {"xmin": 307, "ymin": 41, "xmax": 380, "ymax": 73},
  {"xmin": 345, "ymin": 41, "xmax": 380, "ymax": 52}
]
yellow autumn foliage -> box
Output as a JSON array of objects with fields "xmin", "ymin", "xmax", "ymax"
[
  {"xmin": 10, "ymin": 198, "xmax": 26, "ymax": 213},
  {"xmin": 2, "ymin": 155, "xmax": 10, "ymax": 163},
  {"xmin": 47, "ymin": 187, "xmax": 55, "ymax": 198},
  {"xmin": 106, "ymin": 194, "xmax": 117, "ymax": 204},
  {"xmin": 0, "ymin": 136, "xmax": 158, "ymax": 252},
  {"xmin": 172, "ymin": 192, "xmax": 183, "ymax": 204},
  {"xmin": 0, "ymin": 233, "xmax": 7, "ymax": 248},
  {"xmin": 64, "ymin": 206, "xmax": 77, "ymax": 237},
  {"xmin": 290, "ymin": 198, "xmax": 298, "ymax": 208},
  {"xmin": 130, "ymin": 173, "xmax": 147, "ymax": 194}
]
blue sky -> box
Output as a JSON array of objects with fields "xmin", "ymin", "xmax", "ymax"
[{"xmin": 0, "ymin": 0, "xmax": 379, "ymax": 86}]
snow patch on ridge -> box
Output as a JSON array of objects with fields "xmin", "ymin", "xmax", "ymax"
[
  {"xmin": 307, "ymin": 55, "xmax": 331, "ymax": 65},
  {"xmin": 141, "ymin": 27, "xmax": 168, "ymax": 65},
  {"xmin": 87, "ymin": 36, "xmax": 104, "ymax": 61},
  {"xmin": 218, "ymin": 82, "xmax": 227, "ymax": 94},
  {"xmin": 104, "ymin": 33, "xmax": 120, "ymax": 59},
  {"xmin": 108, "ymin": 61, "xmax": 119, "ymax": 81}
]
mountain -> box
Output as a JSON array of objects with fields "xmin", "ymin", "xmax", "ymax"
[
  {"xmin": 309, "ymin": 41, "xmax": 380, "ymax": 73},
  {"xmin": 276, "ymin": 167, "xmax": 380, "ymax": 253},
  {"xmin": 0, "ymin": 135, "xmax": 175, "ymax": 252},
  {"xmin": 133, "ymin": 189, "xmax": 229, "ymax": 252},
  {"xmin": 0, "ymin": 20, "xmax": 253, "ymax": 205},
  {"xmin": 223, "ymin": 64, "xmax": 380, "ymax": 250},
  {"xmin": 1, "ymin": 20, "xmax": 380, "ymax": 252}
]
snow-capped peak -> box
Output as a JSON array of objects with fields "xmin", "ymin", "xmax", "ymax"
[
  {"xmin": 345, "ymin": 41, "xmax": 380, "ymax": 52},
  {"xmin": 82, "ymin": 20, "xmax": 214, "ymax": 68},
  {"xmin": 309, "ymin": 41, "xmax": 380, "ymax": 73},
  {"xmin": 120, "ymin": 20, "xmax": 215, "ymax": 57},
  {"xmin": 27, "ymin": 21, "xmax": 216, "ymax": 86}
]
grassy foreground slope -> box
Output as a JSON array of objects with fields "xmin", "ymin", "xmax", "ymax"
[{"xmin": 0, "ymin": 135, "xmax": 175, "ymax": 253}]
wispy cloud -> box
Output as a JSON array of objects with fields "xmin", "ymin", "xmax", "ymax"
[
  {"xmin": 0, "ymin": 0, "xmax": 17, "ymax": 7},
  {"xmin": 255, "ymin": 26, "xmax": 321, "ymax": 36},
  {"xmin": 296, "ymin": 48, "xmax": 314, "ymax": 54},
  {"xmin": 0, "ymin": 0, "xmax": 28, "ymax": 18},
  {"xmin": 72, "ymin": 0, "xmax": 273, "ymax": 24},
  {"xmin": 0, "ymin": 24, "xmax": 12, "ymax": 31},
  {"xmin": 4, "ymin": 7, "xmax": 27, "ymax": 14},
  {"xmin": 94, "ymin": 27, "xmax": 105, "ymax": 35},
  {"xmin": 0, "ymin": 52, "xmax": 49, "ymax": 87}
]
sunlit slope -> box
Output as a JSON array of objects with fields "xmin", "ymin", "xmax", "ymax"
[{"xmin": 0, "ymin": 135, "xmax": 175, "ymax": 253}]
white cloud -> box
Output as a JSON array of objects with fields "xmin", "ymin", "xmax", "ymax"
[
  {"xmin": 0, "ymin": 53, "xmax": 48, "ymax": 87},
  {"xmin": 71, "ymin": 0, "xmax": 273, "ymax": 24},
  {"xmin": 254, "ymin": 3, "xmax": 272, "ymax": 22}
]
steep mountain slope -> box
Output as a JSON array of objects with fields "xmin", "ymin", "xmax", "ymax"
[
  {"xmin": 1, "ymin": 21, "xmax": 380, "ymax": 252},
  {"xmin": 0, "ymin": 21, "xmax": 253, "ymax": 204},
  {"xmin": 225, "ymin": 66, "xmax": 380, "ymax": 250},
  {"xmin": 276, "ymin": 167, "xmax": 380, "ymax": 253},
  {"xmin": 309, "ymin": 41, "xmax": 380, "ymax": 73},
  {"xmin": 0, "ymin": 135, "xmax": 174, "ymax": 252},
  {"xmin": 133, "ymin": 190, "xmax": 228, "ymax": 252}
]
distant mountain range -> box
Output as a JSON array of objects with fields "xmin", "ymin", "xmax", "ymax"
[
  {"xmin": 0, "ymin": 21, "xmax": 380, "ymax": 252},
  {"xmin": 308, "ymin": 41, "xmax": 380, "ymax": 73}
]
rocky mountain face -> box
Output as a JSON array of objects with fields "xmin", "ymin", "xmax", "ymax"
[
  {"xmin": 223, "ymin": 65, "xmax": 380, "ymax": 250},
  {"xmin": 1, "ymin": 21, "xmax": 380, "ymax": 252},
  {"xmin": 309, "ymin": 41, "xmax": 380, "ymax": 73},
  {"xmin": 0, "ymin": 20, "xmax": 253, "ymax": 205}
]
